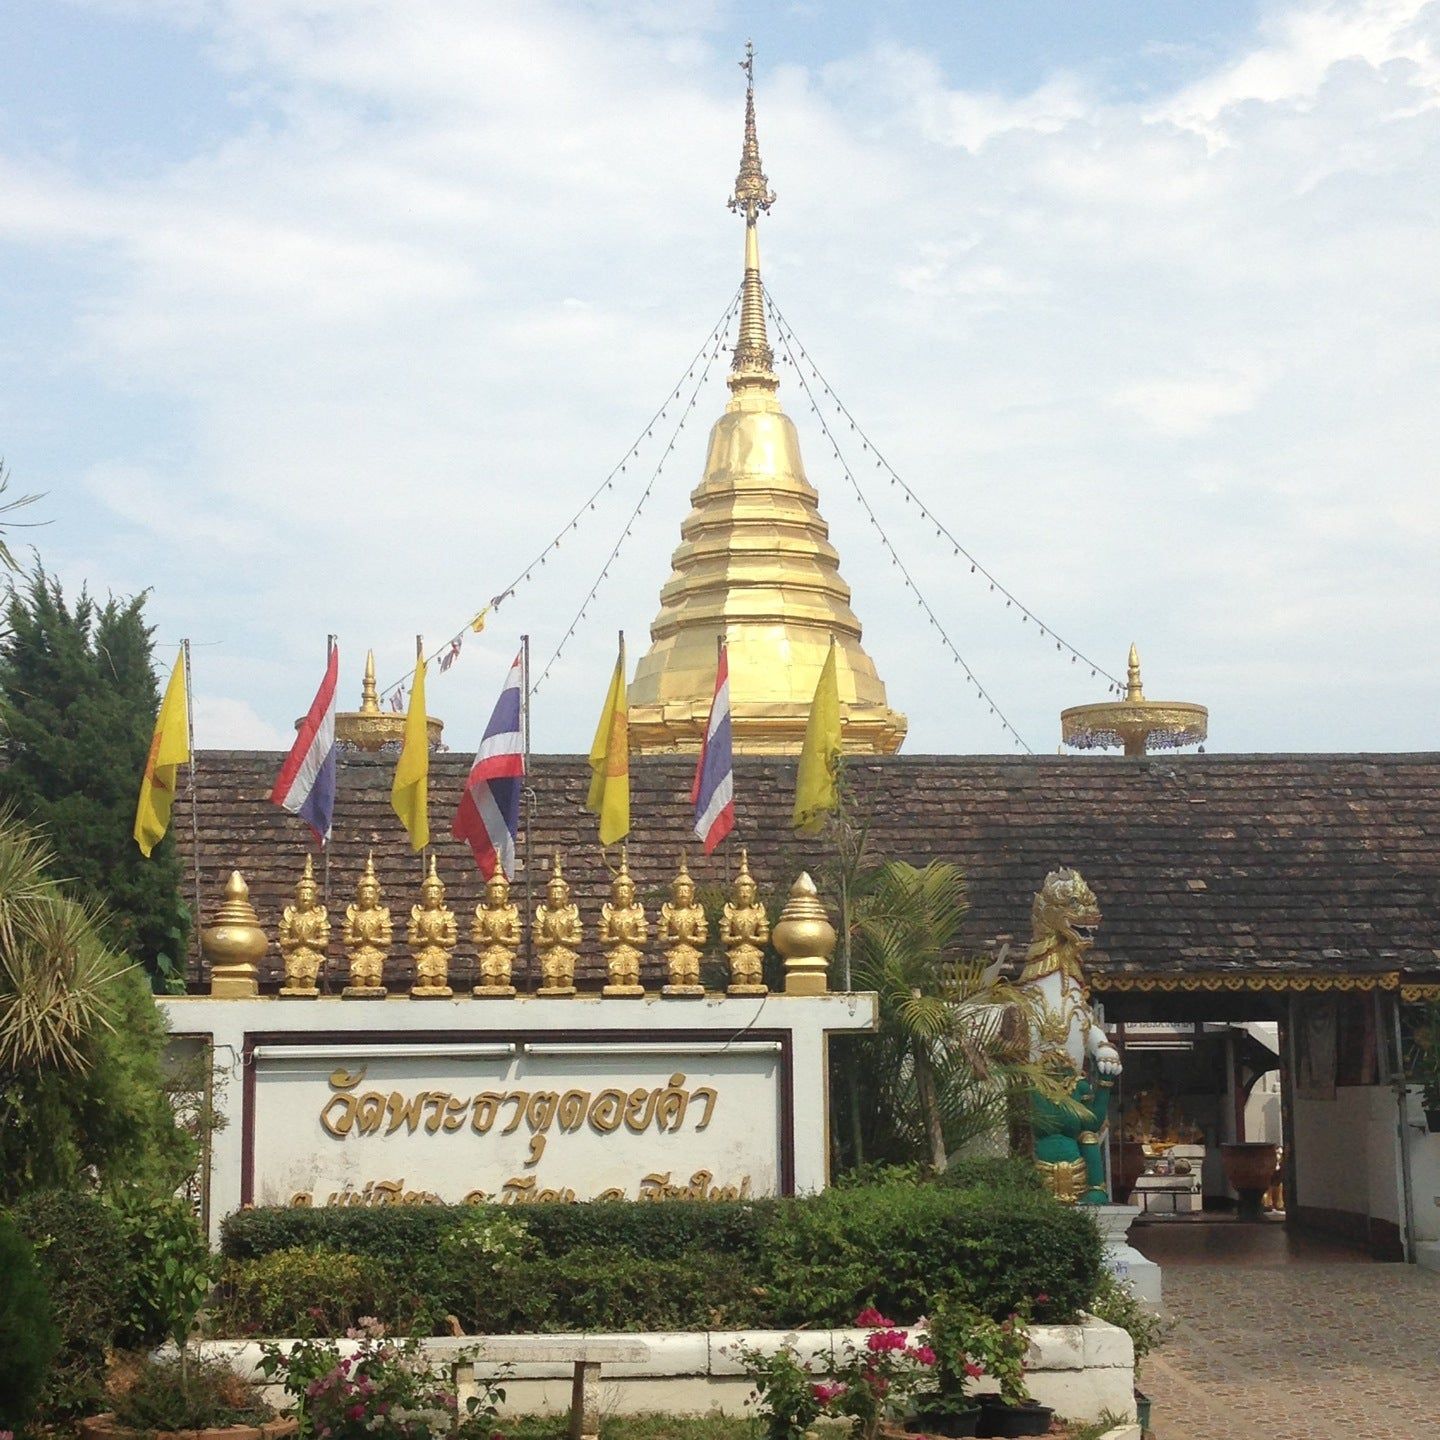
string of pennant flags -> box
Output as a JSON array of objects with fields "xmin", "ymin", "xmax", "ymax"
[
  {"xmin": 373, "ymin": 285, "xmax": 744, "ymax": 714},
  {"xmin": 132, "ymin": 281, "xmax": 1129, "ymax": 895}
]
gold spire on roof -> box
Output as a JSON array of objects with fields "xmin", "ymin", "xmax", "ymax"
[
  {"xmin": 1061, "ymin": 643, "xmax": 1208, "ymax": 757},
  {"xmin": 628, "ymin": 45, "xmax": 905, "ymax": 756},
  {"xmin": 332, "ymin": 648, "xmax": 444, "ymax": 752},
  {"xmin": 728, "ymin": 40, "xmax": 777, "ymax": 392}
]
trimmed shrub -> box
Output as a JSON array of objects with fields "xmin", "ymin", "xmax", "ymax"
[
  {"xmin": 757, "ymin": 1181, "xmax": 1101, "ymax": 1325},
  {"xmin": 0, "ymin": 1211, "xmax": 59, "ymax": 1434},
  {"xmin": 933, "ymin": 1155, "xmax": 1048, "ymax": 1194},
  {"xmin": 217, "ymin": 1180, "xmax": 1098, "ymax": 1336},
  {"xmin": 109, "ymin": 1190, "xmax": 216, "ymax": 1348},
  {"xmin": 213, "ymin": 1248, "xmax": 414, "ymax": 1338},
  {"xmin": 9, "ymin": 1190, "xmax": 129, "ymax": 1420}
]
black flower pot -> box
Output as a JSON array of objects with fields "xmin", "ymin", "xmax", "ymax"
[
  {"xmin": 1425, "ymin": 1106, "xmax": 1440, "ymax": 1134},
  {"xmin": 975, "ymin": 1398, "xmax": 1054, "ymax": 1437},
  {"xmin": 905, "ymin": 1404, "xmax": 982, "ymax": 1437}
]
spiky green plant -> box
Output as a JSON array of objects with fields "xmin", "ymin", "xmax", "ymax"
[
  {"xmin": 0, "ymin": 814, "xmax": 122, "ymax": 1072},
  {"xmin": 850, "ymin": 859, "xmax": 1067, "ymax": 1170},
  {"xmin": 0, "ymin": 809, "xmax": 195, "ymax": 1199}
]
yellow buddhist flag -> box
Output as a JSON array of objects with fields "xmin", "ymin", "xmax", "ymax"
[
  {"xmin": 391, "ymin": 655, "xmax": 430, "ymax": 850},
  {"xmin": 587, "ymin": 636, "xmax": 630, "ymax": 846},
  {"xmin": 793, "ymin": 639, "xmax": 842, "ymax": 833},
  {"xmin": 134, "ymin": 645, "xmax": 191, "ymax": 857}
]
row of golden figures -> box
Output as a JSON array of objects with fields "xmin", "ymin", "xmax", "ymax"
[{"xmin": 201, "ymin": 849, "xmax": 836, "ymax": 999}]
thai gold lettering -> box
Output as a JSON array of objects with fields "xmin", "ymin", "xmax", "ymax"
[
  {"xmin": 587, "ymin": 1087, "xmax": 625, "ymax": 1133},
  {"xmin": 322, "ymin": 1072, "xmax": 720, "ymax": 1142},
  {"xmin": 499, "ymin": 1090, "xmax": 529, "ymax": 1135},
  {"xmin": 557, "ymin": 1089, "xmax": 590, "ymax": 1131},
  {"xmin": 471, "ymin": 1091, "xmax": 502, "ymax": 1133}
]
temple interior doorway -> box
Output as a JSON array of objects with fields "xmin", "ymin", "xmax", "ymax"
[{"xmin": 1098, "ymin": 989, "xmax": 1408, "ymax": 1262}]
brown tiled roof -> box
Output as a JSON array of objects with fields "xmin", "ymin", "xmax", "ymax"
[{"xmin": 176, "ymin": 751, "xmax": 1440, "ymax": 990}]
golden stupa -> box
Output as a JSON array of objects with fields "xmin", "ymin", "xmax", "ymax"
[{"xmin": 628, "ymin": 47, "xmax": 906, "ymax": 756}]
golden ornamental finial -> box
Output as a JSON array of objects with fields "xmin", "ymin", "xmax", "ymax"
[
  {"xmin": 728, "ymin": 41, "xmax": 778, "ymax": 393},
  {"xmin": 302, "ymin": 853, "xmax": 315, "ymax": 882},
  {"xmin": 729, "ymin": 40, "xmax": 775, "ymax": 224},
  {"xmin": 360, "ymin": 650, "xmax": 380, "ymax": 714},
  {"xmin": 1126, "ymin": 642, "xmax": 1144, "ymax": 702}
]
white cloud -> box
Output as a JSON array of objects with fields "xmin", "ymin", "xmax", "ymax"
[{"xmin": 5, "ymin": 0, "xmax": 1440, "ymax": 756}]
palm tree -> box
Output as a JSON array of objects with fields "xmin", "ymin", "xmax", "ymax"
[
  {"xmin": 0, "ymin": 813, "xmax": 122, "ymax": 1073},
  {"xmin": 850, "ymin": 859, "xmax": 1064, "ymax": 1171}
]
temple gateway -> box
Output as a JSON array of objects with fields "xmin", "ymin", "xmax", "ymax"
[{"xmin": 162, "ymin": 58, "xmax": 1440, "ymax": 1277}]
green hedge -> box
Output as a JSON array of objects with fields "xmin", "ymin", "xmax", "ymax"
[
  {"xmin": 8, "ymin": 1192, "xmax": 129, "ymax": 1420},
  {"xmin": 0, "ymin": 1211, "xmax": 59, "ymax": 1434},
  {"xmin": 216, "ymin": 1179, "xmax": 1100, "ymax": 1338}
]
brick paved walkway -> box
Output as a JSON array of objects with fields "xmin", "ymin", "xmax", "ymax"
[{"xmin": 1134, "ymin": 1222, "xmax": 1440, "ymax": 1440}]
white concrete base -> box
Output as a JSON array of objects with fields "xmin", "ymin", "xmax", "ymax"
[
  {"xmin": 198, "ymin": 1317, "xmax": 1135, "ymax": 1426},
  {"xmin": 1416, "ymin": 1239, "xmax": 1440, "ymax": 1274},
  {"xmin": 1091, "ymin": 1204, "xmax": 1162, "ymax": 1305}
]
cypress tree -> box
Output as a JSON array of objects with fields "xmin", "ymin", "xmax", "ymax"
[{"xmin": 0, "ymin": 568, "xmax": 189, "ymax": 984}]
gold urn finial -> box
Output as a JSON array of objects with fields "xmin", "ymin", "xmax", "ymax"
[
  {"xmin": 204, "ymin": 870, "xmax": 267, "ymax": 997},
  {"xmin": 773, "ymin": 870, "xmax": 836, "ymax": 995},
  {"xmin": 1061, "ymin": 644, "xmax": 1208, "ymax": 758},
  {"xmin": 627, "ymin": 45, "xmax": 905, "ymax": 757}
]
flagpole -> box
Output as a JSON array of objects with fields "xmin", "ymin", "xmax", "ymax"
[
  {"xmin": 717, "ymin": 631, "xmax": 731, "ymax": 887},
  {"xmin": 323, "ymin": 634, "xmax": 336, "ymax": 919},
  {"xmin": 182, "ymin": 638, "xmax": 203, "ymax": 981},
  {"xmin": 521, "ymin": 632, "xmax": 534, "ymax": 989},
  {"xmin": 416, "ymin": 634, "xmax": 427, "ymax": 882}
]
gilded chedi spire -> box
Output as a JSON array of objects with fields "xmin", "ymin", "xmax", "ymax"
[{"xmin": 629, "ymin": 44, "xmax": 906, "ymax": 755}]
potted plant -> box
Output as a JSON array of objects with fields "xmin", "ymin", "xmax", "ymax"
[
  {"xmin": 965, "ymin": 1310, "xmax": 1051, "ymax": 1439},
  {"xmin": 1404, "ymin": 1001, "xmax": 1440, "ymax": 1132},
  {"xmin": 80, "ymin": 1203, "xmax": 292, "ymax": 1440},
  {"xmin": 910, "ymin": 1297, "xmax": 986, "ymax": 1436},
  {"xmin": 736, "ymin": 1310, "xmax": 936, "ymax": 1440}
]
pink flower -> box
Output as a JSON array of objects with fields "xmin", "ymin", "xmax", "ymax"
[
  {"xmin": 812, "ymin": 1382, "xmax": 847, "ymax": 1404},
  {"xmin": 346, "ymin": 1404, "xmax": 365, "ymax": 1422},
  {"xmin": 908, "ymin": 1345, "xmax": 937, "ymax": 1367},
  {"xmin": 854, "ymin": 1307, "xmax": 894, "ymax": 1328},
  {"xmin": 866, "ymin": 1329, "xmax": 908, "ymax": 1353},
  {"xmin": 965, "ymin": 1361, "xmax": 985, "ymax": 1379},
  {"xmin": 1034, "ymin": 1293, "xmax": 1051, "ymax": 1305}
]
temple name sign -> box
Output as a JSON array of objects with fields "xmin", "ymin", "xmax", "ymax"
[
  {"xmin": 158, "ymin": 992, "xmax": 878, "ymax": 1241},
  {"xmin": 254, "ymin": 1040, "xmax": 778, "ymax": 1205}
]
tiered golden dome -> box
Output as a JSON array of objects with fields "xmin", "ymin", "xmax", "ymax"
[{"xmin": 627, "ymin": 47, "xmax": 906, "ymax": 756}]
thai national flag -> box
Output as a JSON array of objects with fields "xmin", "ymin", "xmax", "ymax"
[
  {"xmin": 691, "ymin": 644, "xmax": 735, "ymax": 853},
  {"xmin": 452, "ymin": 649, "xmax": 525, "ymax": 878},
  {"xmin": 270, "ymin": 643, "xmax": 339, "ymax": 845}
]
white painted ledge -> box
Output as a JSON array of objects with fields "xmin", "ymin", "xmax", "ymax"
[{"xmin": 198, "ymin": 1315, "xmax": 1134, "ymax": 1426}]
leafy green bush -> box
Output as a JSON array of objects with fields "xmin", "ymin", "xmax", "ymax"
[
  {"xmin": 214, "ymin": 1248, "xmax": 417, "ymax": 1338},
  {"xmin": 755, "ymin": 1182, "xmax": 1099, "ymax": 1326},
  {"xmin": 0, "ymin": 1210, "xmax": 60, "ymax": 1434},
  {"xmin": 218, "ymin": 1180, "xmax": 1098, "ymax": 1336},
  {"xmin": 109, "ymin": 1191, "xmax": 216, "ymax": 1348},
  {"xmin": 9, "ymin": 1191, "xmax": 129, "ymax": 1420},
  {"xmin": 933, "ymin": 1155, "xmax": 1047, "ymax": 1194},
  {"xmin": 1088, "ymin": 1269, "xmax": 1169, "ymax": 1379}
]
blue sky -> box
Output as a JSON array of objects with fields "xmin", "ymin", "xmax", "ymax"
[{"xmin": 1, "ymin": 0, "xmax": 1437, "ymax": 755}]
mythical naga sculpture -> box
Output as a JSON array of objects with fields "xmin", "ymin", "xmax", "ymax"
[{"xmin": 1019, "ymin": 868, "xmax": 1122, "ymax": 1205}]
